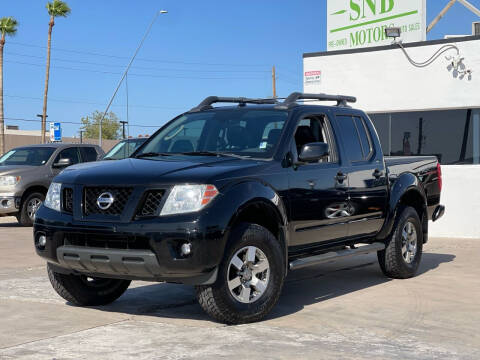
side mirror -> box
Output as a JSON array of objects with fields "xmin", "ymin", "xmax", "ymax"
[
  {"xmin": 53, "ymin": 158, "xmax": 72, "ymax": 169},
  {"xmin": 298, "ymin": 142, "xmax": 329, "ymax": 163}
]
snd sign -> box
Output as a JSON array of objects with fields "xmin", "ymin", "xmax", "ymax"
[{"xmin": 327, "ymin": 0, "xmax": 426, "ymax": 51}]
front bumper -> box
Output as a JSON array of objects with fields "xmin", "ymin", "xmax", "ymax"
[
  {"xmin": 33, "ymin": 206, "xmax": 226, "ymax": 285},
  {"xmin": 0, "ymin": 195, "xmax": 20, "ymax": 215}
]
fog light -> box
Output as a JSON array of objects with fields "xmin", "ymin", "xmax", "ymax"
[
  {"xmin": 180, "ymin": 243, "xmax": 192, "ymax": 256},
  {"xmin": 38, "ymin": 235, "xmax": 47, "ymax": 247}
]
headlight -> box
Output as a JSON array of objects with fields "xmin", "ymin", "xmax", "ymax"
[
  {"xmin": 160, "ymin": 184, "xmax": 218, "ymax": 216},
  {"xmin": 44, "ymin": 183, "xmax": 62, "ymax": 212},
  {"xmin": 0, "ymin": 176, "xmax": 21, "ymax": 186}
]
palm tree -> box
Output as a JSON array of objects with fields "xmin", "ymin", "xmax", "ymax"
[
  {"xmin": 41, "ymin": 0, "xmax": 71, "ymax": 143},
  {"xmin": 0, "ymin": 17, "xmax": 18, "ymax": 155}
]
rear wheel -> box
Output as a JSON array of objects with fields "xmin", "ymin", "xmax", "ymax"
[
  {"xmin": 196, "ymin": 223, "xmax": 285, "ymax": 324},
  {"xmin": 18, "ymin": 192, "xmax": 45, "ymax": 226},
  {"xmin": 47, "ymin": 264, "xmax": 131, "ymax": 306},
  {"xmin": 378, "ymin": 206, "xmax": 423, "ymax": 279}
]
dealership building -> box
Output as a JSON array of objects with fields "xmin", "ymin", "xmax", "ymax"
[{"xmin": 305, "ymin": 1, "xmax": 480, "ymax": 238}]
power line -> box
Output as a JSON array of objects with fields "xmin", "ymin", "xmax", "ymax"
[
  {"xmin": 8, "ymin": 41, "xmax": 270, "ymax": 67},
  {"xmin": 5, "ymin": 60, "xmax": 267, "ymax": 80},
  {"xmin": 3, "ymin": 117, "xmax": 160, "ymax": 128},
  {"xmin": 5, "ymin": 51, "xmax": 271, "ymax": 74},
  {"xmin": 4, "ymin": 94, "xmax": 186, "ymax": 110}
]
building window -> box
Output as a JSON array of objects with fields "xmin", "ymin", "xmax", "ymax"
[{"xmin": 369, "ymin": 109, "xmax": 480, "ymax": 165}]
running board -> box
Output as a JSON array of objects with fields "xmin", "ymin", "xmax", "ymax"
[{"xmin": 289, "ymin": 242, "xmax": 385, "ymax": 271}]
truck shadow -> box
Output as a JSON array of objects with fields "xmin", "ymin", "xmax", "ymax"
[
  {"xmin": 0, "ymin": 221, "xmax": 21, "ymax": 228},
  {"xmin": 86, "ymin": 252, "xmax": 455, "ymax": 323}
]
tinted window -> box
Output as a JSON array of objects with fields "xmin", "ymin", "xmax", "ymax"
[
  {"xmin": 353, "ymin": 116, "xmax": 372, "ymax": 158},
  {"xmin": 336, "ymin": 115, "xmax": 364, "ymax": 162},
  {"xmin": 138, "ymin": 109, "xmax": 289, "ymax": 159},
  {"xmin": 80, "ymin": 147, "xmax": 98, "ymax": 162},
  {"xmin": 0, "ymin": 147, "xmax": 55, "ymax": 166},
  {"xmin": 54, "ymin": 148, "xmax": 80, "ymax": 165}
]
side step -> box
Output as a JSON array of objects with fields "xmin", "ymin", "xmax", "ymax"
[{"xmin": 289, "ymin": 242, "xmax": 385, "ymax": 271}]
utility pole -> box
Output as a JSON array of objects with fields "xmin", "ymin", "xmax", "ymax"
[
  {"xmin": 37, "ymin": 114, "xmax": 47, "ymax": 141},
  {"xmin": 120, "ymin": 121, "xmax": 128, "ymax": 139},
  {"xmin": 272, "ymin": 66, "xmax": 277, "ymax": 98},
  {"xmin": 79, "ymin": 130, "xmax": 84, "ymax": 144}
]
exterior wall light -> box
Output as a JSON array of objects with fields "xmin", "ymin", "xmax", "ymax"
[{"xmin": 385, "ymin": 27, "xmax": 402, "ymax": 40}]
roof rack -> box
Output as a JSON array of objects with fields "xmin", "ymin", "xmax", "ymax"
[
  {"xmin": 190, "ymin": 96, "xmax": 278, "ymax": 112},
  {"xmin": 282, "ymin": 92, "xmax": 357, "ymax": 107}
]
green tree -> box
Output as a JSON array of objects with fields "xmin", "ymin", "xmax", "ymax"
[
  {"xmin": 42, "ymin": 0, "xmax": 71, "ymax": 144},
  {"xmin": 81, "ymin": 111, "xmax": 121, "ymax": 140},
  {"xmin": 0, "ymin": 17, "xmax": 18, "ymax": 155}
]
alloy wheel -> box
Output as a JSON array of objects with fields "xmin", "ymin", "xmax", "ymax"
[
  {"xmin": 27, "ymin": 198, "xmax": 43, "ymax": 220},
  {"xmin": 227, "ymin": 246, "xmax": 270, "ymax": 304},
  {"xmin": 401, "ymin": 221, "xmax": 417, "ymax": 264}
]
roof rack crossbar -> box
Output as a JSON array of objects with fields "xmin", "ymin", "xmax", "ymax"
[
  {"xmin": 283, "ymin": 92, "xmax": 357, "ymax": 107},
  {"xmin": 190, "ymin": 96, "xmax": 278, "ymax": 112}
]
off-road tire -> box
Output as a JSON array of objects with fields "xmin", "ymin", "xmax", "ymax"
[
  {"xmin": 378, "ymin": 206, "xmax": 423, "ymax": 279},
  {"xmin": 196, "ymin": 223, "xmax": 285, "ymax": 324},
  {"xmin": 18, "ymin": 192, "xmax": 45, "ymax": 227},
  {"xmin": 47, "ymin": 264, "xmax": 131, "ymax": 306}
]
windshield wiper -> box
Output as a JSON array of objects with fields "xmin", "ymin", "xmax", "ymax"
[
  {"xmin": 179, "ymin": 151, "xmax": 222, "ymax": 157},
  {"xmin": 134, "ymin": 152, "xmax": 172, "ymax": 159},
  {"xmin": 180, "ymin": 151, "xmax": 249, "ymax": 159}
]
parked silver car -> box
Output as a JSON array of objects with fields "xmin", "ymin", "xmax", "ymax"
[{"xmin": 0, "ymin": 143, "xmax": 103, "ymax": 226}]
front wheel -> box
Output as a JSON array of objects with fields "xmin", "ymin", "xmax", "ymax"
[
  {"xmin": 378, "ymin": 206, "xmax": 423, "ymax": 279},
  {"xmin": 18, "ymin": 192, "xmax": 45, "ymax": 226},
  {"xmin": 47, "ymin": 264, "xmax": 131, "ymax": 306},
  {"xmin": 196, "ymin": 223, "xmax": 285, "ymax": 324}
]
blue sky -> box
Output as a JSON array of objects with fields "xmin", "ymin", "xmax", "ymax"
[{"xmin": 2, "ymin": 0, "xmax": 479, "ymax": 138}]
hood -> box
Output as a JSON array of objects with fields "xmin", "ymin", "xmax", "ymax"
[
  {"xmin": 0, "ymin": 165, "xmax": 38, "ymax": 176},
  {"xmin": 55, "ymin": 156, "xmax": 263, "ymax": 186}
]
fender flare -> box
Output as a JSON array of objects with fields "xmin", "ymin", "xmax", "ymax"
[
  {"xmin": 376, "ymin": 173, "xmax": 427, "ymax": 240},
  {"xmin": 211, "ymin": 180, "xmax": 289, "ymax": 271}
]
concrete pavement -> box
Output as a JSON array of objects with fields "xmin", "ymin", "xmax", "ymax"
[{"xmin": 0, "ymin": 216, "xmax": 478, "ymax": 359}]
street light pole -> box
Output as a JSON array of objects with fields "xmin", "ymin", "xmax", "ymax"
[{"xmin": 98, "ymin": 10, "xmax": 168, "ymax": 148}]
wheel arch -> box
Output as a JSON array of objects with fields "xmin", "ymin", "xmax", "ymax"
[
  {"xmin": 20, "ymin": 185, "xmax": 49, "ymax": 204},
  {"xmin": 377, "ymin": 173, "xmax": 428, "ymax": 241},
  {"xmin": 220, "ymin": 181, "xmax": 288, "ymax": 272}
]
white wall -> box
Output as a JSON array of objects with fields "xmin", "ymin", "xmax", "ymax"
[
  {"xmin": 304, "ymin": 38, "xmax": 480, "ymax": 239},
  {"xmin": 304, "ymin": 38, "xmax": 480, "ymax": 113},
  {"xmin": 429, "ymin": 165, "xmax": 480, "ymax": 239}
]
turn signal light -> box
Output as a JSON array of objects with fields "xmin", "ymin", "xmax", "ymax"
[{"xmin": 201, "ymin": 185, "xmax": 219, "ymax": 205}]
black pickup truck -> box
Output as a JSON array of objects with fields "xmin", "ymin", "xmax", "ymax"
[{"xmin": 34, "ymin": 93, "xmax": 444, "ymax": 324}]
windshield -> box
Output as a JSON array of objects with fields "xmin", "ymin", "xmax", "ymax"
[
  {"xmin": 136, "ymin": 109, "xmax": 288, "ymax": 159},
  {"xmin": 0, "ymin": 147, "xmax": 56, "ymax": 166},
  {"xmin": 104, "ymin": 139, "xmax": 146, "ymax": 160}
]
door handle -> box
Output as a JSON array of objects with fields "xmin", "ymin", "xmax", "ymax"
[
  {"xmin": 335, "ymin": 172, "xmax": 347, "ymax": 184},
  {"xmin": 373, "ymin": 169, "xmax": 383, "ymax": 179}
]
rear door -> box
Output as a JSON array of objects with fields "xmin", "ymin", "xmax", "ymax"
[
  {"xmin": 334, "ymin": 113, "xmax": 388, "ymax": 238},
  {"xmin": 288, "ymin": 113, "xmax": 349, "ymax": 248}
]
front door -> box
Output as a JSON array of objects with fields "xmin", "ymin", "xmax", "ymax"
[{"xmin": 288, "ymin": 114, "xmax": 349, "ymax": 248}]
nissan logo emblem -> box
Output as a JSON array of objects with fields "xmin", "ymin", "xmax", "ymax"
[{"xmin": 96, "ymin": 192, "xmax": 115, "ymax": 210}]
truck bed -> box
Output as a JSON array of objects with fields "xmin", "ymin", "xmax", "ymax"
[{"xmin": 385, "ymin": 155, "xmax": 441, "ymax": 218}]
